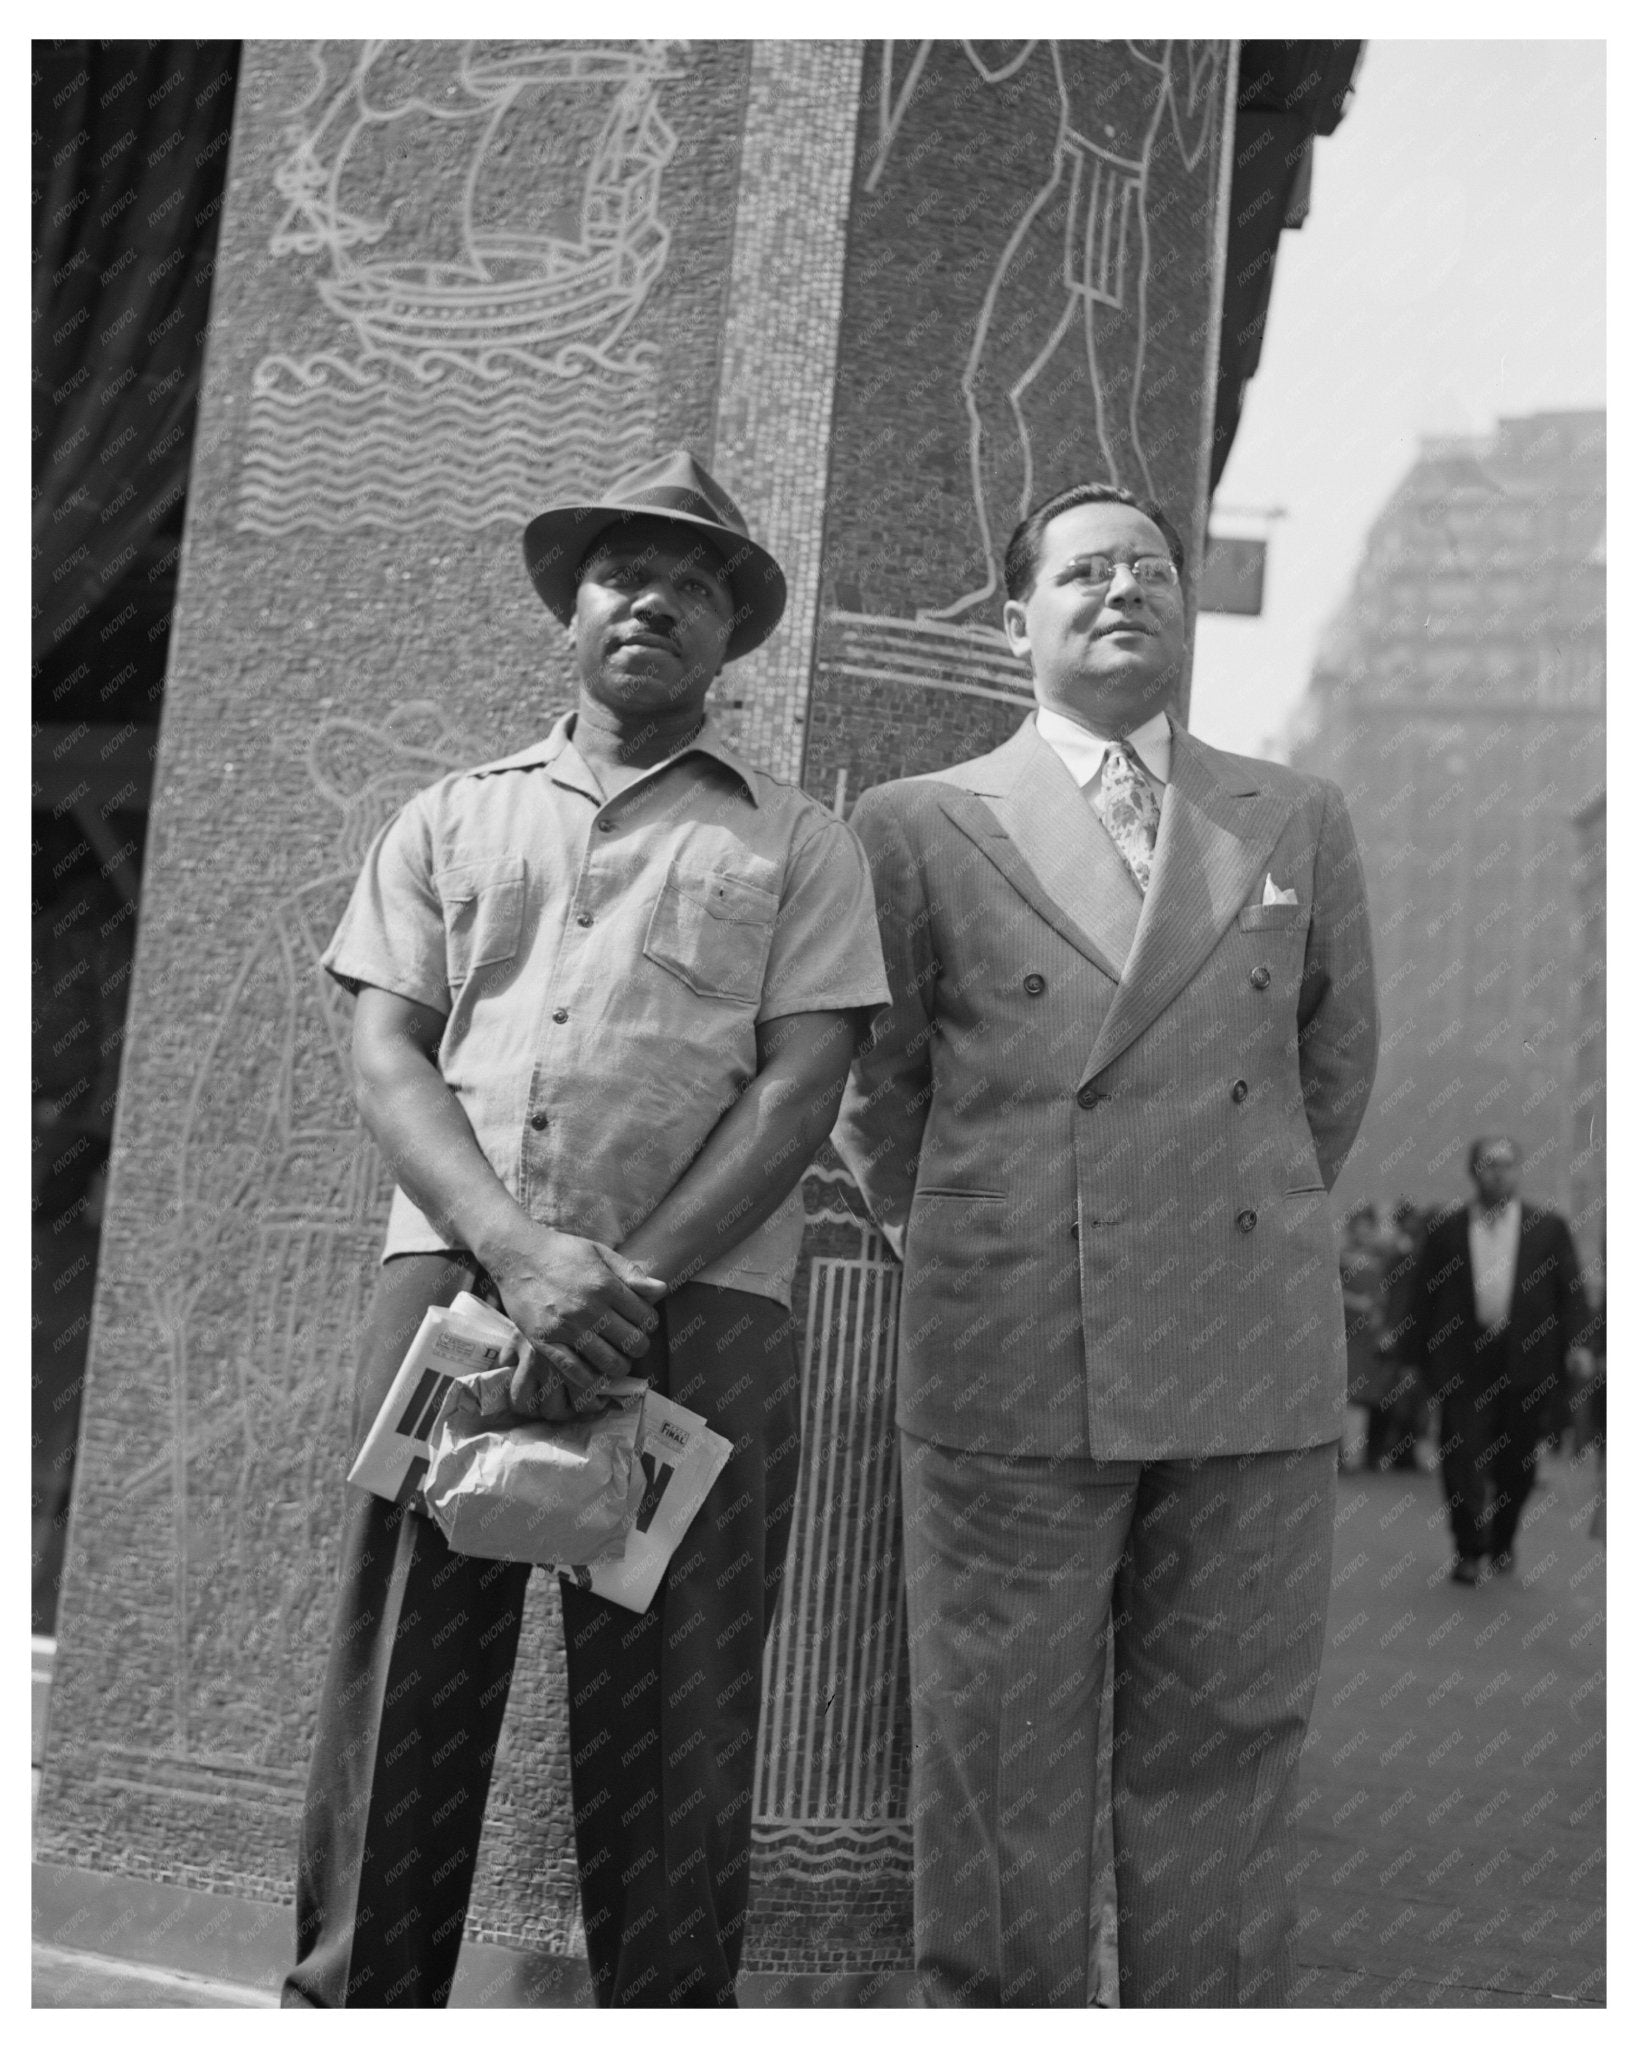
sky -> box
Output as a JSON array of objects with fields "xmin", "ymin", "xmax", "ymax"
[{"xmin": 1189, "ymin": 38, "xmax": 1606, "ymax": 759}]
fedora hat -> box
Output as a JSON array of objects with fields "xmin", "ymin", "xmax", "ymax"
[{"xmin": 523, "ymin": 451, "xmax": 787, "ymax": 660}]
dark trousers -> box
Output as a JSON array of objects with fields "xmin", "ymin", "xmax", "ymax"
[
  {"xmin": 899, "ymin": 1432, "xmax": 1337, "ymax": 2008},
  {"xmin": 1364, "ymin": 1356, "xmax": 1425, "ymax": 1470},
  {"xmin": 283, "ymin": 1252, "xmax": 801, "ymax": 2008},
  {"xmin": 1437, "ymin": 1335, "xmax": 1544, "ymax": 1562}
]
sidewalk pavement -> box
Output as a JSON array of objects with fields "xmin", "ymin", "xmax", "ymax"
[
  {"xmin": 1289, "ymin": 1443, "xmax": 1605, "ymax": 2006},
  {"xmin": 34, "ymin": 1446, "xmax": 1605, "ymax": 2008}
]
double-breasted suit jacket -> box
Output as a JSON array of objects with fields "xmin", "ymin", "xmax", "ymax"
[{"xmin": 834, "ymin": 714, "xmax": 1379, "ymax": 1459}]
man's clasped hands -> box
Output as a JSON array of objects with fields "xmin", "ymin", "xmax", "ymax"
[{"xmin": 485, "ymin": 1221, "xmax": 667, "ymax": 1422}]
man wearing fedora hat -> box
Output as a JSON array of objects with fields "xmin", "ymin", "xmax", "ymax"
[{"xmin": 285, "ymin": 453, "xmax": 888, "ymax": 2008}]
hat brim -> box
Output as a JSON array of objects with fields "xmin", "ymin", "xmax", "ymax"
[{"xmin": 523, "ymin": 503, "xmax": 787, "ymax": 661}]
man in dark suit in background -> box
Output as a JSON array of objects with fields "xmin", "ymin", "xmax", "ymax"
[{"xmin": 1414, "ymin": 1135, "xmax": 1594, "ymax": 1585}]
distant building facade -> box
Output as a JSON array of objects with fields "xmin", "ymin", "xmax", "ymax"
[
  {"xmin": 1569, "ymin": 789, "xmax": 1605, "ymax": 1284},
  {"xmin": 1289, "ymin": 410, "xmax": 1605, "ymax": 1238}
]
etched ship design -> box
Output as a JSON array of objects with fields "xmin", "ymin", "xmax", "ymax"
[{"xmin": 271, "ymin": 41, "xmax": 678, "ymax": 370}]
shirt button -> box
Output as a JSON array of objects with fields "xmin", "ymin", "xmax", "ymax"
[
  {"xmin": 1023, "ymin": 973, "xmax": 1046, "ymax": 996},
  {"xmin": 552, "ymin": 1008, "xmax": 569, "ymax": 1024},
  {"xmin": 529, "ymin": 1110, "xmax": 549, "ymax": 1131},
  {"xmin": 1236, "ymin": 1209, "xmax": 1258, "ymax": 1234},
  {"xmin": 1076, "ymin": 1083, "xmax": 1104, "ymax": 1110},
  {"xmin": 1250, "ymin": 966, "xmax": 1272, "ymax": 990},
  {"xmin": 1231, "ymin": 1080, "xmax": 1249, "ymax": 1103},
  {"xmin": 576, "ymin": 912, "xmax": 594, "ymax": 928}
]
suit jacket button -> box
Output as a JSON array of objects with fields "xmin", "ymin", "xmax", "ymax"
[
  {"xmin": 1236, "ymin": 1208, "xmax": 1258, "ymax": 1233},
  {"xmin": 1076, "ymin": 1083, "xmax": 1103, "ymax": 1110},
  {"xmin": 1069, "ymin": 1221, "xmax": 1080, "ymax": 1240},
  {"xmin": 1024, "ymin": 973, "xmax": 1046, "ymax": 996},
  {"xmin": 1231, "ymin": 1080, "xmax": 1248, "ymax": 1103},
  {"xmin": 1250, "ymin": 966, "xmax": 1272, "ymax": 990}
]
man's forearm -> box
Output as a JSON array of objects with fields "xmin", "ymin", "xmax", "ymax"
[
  {"xmin": 620, "ymin": 1013, "xmax": 855, "ymax": 1289},
  {"xmin": 348, "ymin": 988, "xmax": 660, "ymax": 1375},
  {"xmin": 354, "ymin": 1040, "xmax": 535, "ymax": 1270}
]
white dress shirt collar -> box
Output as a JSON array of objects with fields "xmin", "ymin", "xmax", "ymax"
[{"xmin": 1035, "ymin": 706, "xmax": 1172, "ymax": 790}]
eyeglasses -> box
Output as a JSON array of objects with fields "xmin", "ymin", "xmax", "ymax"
[{"xmin": 1067, "ymin": 555, "xmax": 1181, "ymax": 589}]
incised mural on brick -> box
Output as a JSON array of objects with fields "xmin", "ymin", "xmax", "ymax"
[{"xmin": 240, "ymin": 40, "xmax": 682, "ymax": 533}]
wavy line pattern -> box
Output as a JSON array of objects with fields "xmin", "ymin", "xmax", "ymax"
[
  {"xmin": 238, "ymin": 357, "xmax": 657, "ymax": 533},
  {"xmin": 252, "ymin": 342, "xmax": 659, "ymax": 393},
  {"xmin": 751, "ymin": 1820, "xmax": 914, "ymax": 1875}
]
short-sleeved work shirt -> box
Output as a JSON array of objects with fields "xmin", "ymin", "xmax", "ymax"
[{"xmin": 323, "ymin": 714, "xmax": 888, "ymax": 1305}]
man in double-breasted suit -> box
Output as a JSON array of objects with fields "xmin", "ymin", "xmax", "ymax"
[
  {"xmin": 1413, "ymin": 1135, "xmax": 1593, "ymax": 1584},
  {"xmin": 834, "ymin": 483, "xmax": 1379, "ymax": 2008}
]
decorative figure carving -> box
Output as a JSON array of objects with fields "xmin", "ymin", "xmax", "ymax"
[
  {"xmin": 144, "ymin": 705, "xmax": 476, "ymax": 1757},
  {"xmin": 866, "ymin": 40, "xmax": 1225, "ymax": 623}
]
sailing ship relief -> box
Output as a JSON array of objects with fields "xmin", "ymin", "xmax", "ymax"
[{"xmin": 239, "ymin": 41, "xmax": 680, "ymax": 533}]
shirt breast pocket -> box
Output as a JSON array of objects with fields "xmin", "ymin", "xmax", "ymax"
[
  {"xmin": 437, "ymin": 855, "xmax": 526, "ymax": 986},
  {"xmin": 645, "ymin": 861, "xmax": 779, "ymax": 1005}
]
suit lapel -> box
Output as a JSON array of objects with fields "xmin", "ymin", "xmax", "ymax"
[
  {"xmin": 932, "ymin": 721, "xmax": 1130, "ymax": 984},
  {"xmin": 984, "ymin": 725, "xmax": 1143, "ymax": 970},
  {"xmin": 1084, "ymin": 725, "xmax": 1292, "ymax": 1080},
  {"xmin": 1447, "ymin": 1214, "xmax": 1478, "ymax": 1330},
  {"xmin": 1509, "ymin": 1206, "xmax": 1541, "ymax": 1320},
  {"xmin": 935, "ymin": 794, "xmax": 1128, "ymax": 986}
]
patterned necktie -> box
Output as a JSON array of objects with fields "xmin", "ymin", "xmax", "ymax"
[{"xmin": 1093, "ymin": 740, "xmax": 1161, "ymax": 892}]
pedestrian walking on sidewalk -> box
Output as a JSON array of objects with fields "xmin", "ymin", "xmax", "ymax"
[{"xmin": 1413, "ymin": 1136, "xmax": 1595, "ymax": 1586}]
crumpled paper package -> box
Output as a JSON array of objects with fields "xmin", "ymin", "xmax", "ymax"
[{"xmin": 421, "ymin": 1366, "xmax": 646, "ymax": 1569}]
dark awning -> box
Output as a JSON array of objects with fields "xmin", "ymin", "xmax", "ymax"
[{"xmin": 1210, "ymin": 40, "xmax": 1364, "ymax": 491}]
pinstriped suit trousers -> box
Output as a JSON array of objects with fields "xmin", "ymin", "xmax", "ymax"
[{"xmin": 899, "ymin": 1432, "xmax": 1337, "ymax": 2007}]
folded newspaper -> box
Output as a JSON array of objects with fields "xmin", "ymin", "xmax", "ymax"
[{"xmin": 347, "ymin": 1290, "xmax": 732, "ymax": 1612}]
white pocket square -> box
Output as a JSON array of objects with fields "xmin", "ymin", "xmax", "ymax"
[{"xmin": 1261, "ymin": 873, "xmax": 1300, "ymax": 907}]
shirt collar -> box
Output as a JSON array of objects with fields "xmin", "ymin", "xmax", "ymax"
[
  {"xmin": 1469, "ymin": 1197, "xmax": 1522, "ymax": 1231},
  {"xmin": 474, "ymin": 710, "xmax": 761, "ymax": 807},
  {"xmin": 1035, "ymin": 705, "xmax": 1172, "ymax": 789},
  {"xmin": 670, "ymin": 712, "xmax": 762, "ymax": 806}
]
